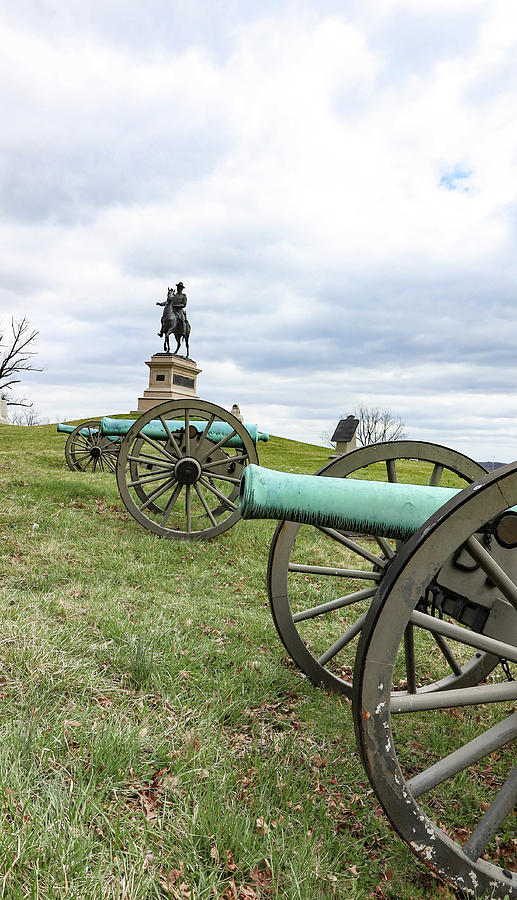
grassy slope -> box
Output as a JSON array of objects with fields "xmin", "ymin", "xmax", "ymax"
[{"xmin": 0, "ymin": 423, "xmax": 453, "ymax": 900}]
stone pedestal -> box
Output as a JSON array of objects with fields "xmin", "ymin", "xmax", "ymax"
[
  {"xmin": 135, "ymin": 354, "xmax": 202, "ymax": 414},
  {"xmin": 331, "ymin": 435, "xmax": 357, "ymax": 457},
  {"xmin": 0, "ymin": 398, "xmax": 8, "ymax": 424}
]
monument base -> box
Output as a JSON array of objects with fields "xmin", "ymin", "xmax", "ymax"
[
  {"xmin": 135, "ymin": 353, "xmax": 202, "ymax": 414},
  {"xmin": 330, "ymin": 437, "xmax": 357, "ymax": 458}
]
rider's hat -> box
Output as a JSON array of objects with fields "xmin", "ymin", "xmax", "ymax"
[{"xmin": 176, "ymin": 281, "xmax": 185, "ymax": 290}]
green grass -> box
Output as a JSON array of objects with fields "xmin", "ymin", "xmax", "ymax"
[{"xmin": 0, "ymin": 422, "xmax": 478, "ymax": 899}]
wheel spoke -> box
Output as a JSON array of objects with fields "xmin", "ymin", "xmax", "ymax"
[
  {"xmin": 139, "ymin": 433, "xmax": 178, "ymax": 463},
  {"xmin": 433, "ymin": 632, "xmax": 462, "ymax": 676},
  {"xmin": 185, "ymin": 484, "xmax": 192, "ymax": 532},
  {"xmin": 375, "ymin": 536, "xmax": 395, "ymax": 559},
  {"xmin": 161, "ymin": 482, "xmax": 183, "ymax": 526},
  {"xmin": 386, "ymin": 459, "xmax": 397, "ymax": 482},
  {"xmin": 203, "ymin": 453, "xmax": 248, "ymax": 471},
  {"xmin": 317, "ymin": 526, "xmax": 386, "ymax": 567},
  {"xmin": 391, "ymin": 680, "xmax": 517, "ymax": 713},
  {"xmin": 138, "ymin": 476, "xmax": 177, "ymax": 511},
  {"xmin": 408, "ymin": 711, "xmax": 517, "ymax": 798},
  {"xmin": 184, "ymin": 408, "xmax": 191, "ymax": 456},
  {"xmin": 429, "ymin": 463, "xmax": 444, "ymax": 486},
  {"xmin": 189, "ymin": 413, "xmax": 216, "ymax": 459},
  {"xmin": 204, "ymin": 471, "xmax": 240, "ymax": 485},
  {"xmin": 288, "ymin": 563, "xmax": 380, "ymax": 581},
  {"xmin": 465, "ymin": 534, "xmax": 517, "ymax": 611},
  {"xmin": 74, "ymin": 436, "xmax": 91, "ymax": 449},
  {"xmin": 198, "ymin": 477, "xmax": 237, "ymax": 510},
  {"xmin": 293, "ymin": 586, "xmax": 377, "ymax": 622},
  {"xmin": 104, "ymin": 455, "xmax": 117, "ymax": 473},
  {"xmin": 463, "ymin": 764, "xmax": 517, "ymax": 861},
  {"xmin": 158, "ymin": 415, "xmax": 182, "ymax": 458},
  {"xmin": 127, "ymin": 453, "xmax": 172, "ymax": 470},
  {"xmin": 409, "ymin": 608, "xmax": 517, "ymax": 665},
  {"xmin": 198, "ymin": 429, "xmax": 238, "ymax": 464},
  {"xmin": 194, "ymin": 483, "xmax": 217, "ymax": 526},
  {"xmin": 127, "ymin": 470, "xmax": 174, "ymax": 488},
  {"xmin": 317, "ymin": 613, "xmax": 367, "ymax": 666}
]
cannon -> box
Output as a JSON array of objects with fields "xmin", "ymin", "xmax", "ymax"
[
  {"xmin": 239, "ymin": 450, "xmax": 517, "ymax": 898},
  {"xmin": 57, "ymin": 420, "xmax": 120, "ymax": 473},
  {"xmin": 100, "ymin": 416, "xmax": 269, "ymax": 448},
  {"xmin": 100, "ymin": 399, "xmax": 269, "ymax": 541}
]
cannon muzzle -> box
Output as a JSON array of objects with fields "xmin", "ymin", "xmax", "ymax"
[
  {"xmin": 239, "ymin": 464, "xmax": 461, "ymax": 542},
  {"xmin": 100, "ymin": 417, "xmax": 269, "ymax": 448}
]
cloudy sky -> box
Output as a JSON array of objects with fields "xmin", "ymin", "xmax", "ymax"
[{"xmin": 1, "ymin": 0, "xmax": 517, "ymax": 459}]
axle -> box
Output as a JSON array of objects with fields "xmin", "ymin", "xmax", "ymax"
[{"xmin": 239, "ymin": 464, "xmax": 461, "ymax": 542}]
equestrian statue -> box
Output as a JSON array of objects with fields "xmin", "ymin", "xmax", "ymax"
[{"xmin": 157, "ymin": 282, "xmax": 191, "ymax": 356}]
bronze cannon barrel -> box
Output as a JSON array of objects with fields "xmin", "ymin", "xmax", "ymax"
[
  {"xmin": 239, "ymin": 464, "xmax": 461, "ymax": 542},
  {"xmin": 100, "ymin": 416, "xmax": 269, "ymax": 448},
  {"xmin": 57, "ymin": 423, "xmax": 120, "ymax": 439}
]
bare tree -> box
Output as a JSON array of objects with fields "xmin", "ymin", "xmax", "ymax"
[
  {"xmin": 354, "ymin": 405, "xmax": 407, "ymax": 446},
  {"xmin": 9, "ymin": 406, "xmax": 47, "ymax": 426},
  {"xmin": 322, "ymin": 405, "xmax": 407, "ymax": 448},
  {"xmin": 0, "ymin": 317, "xmax": 41, "ymax": 408}
]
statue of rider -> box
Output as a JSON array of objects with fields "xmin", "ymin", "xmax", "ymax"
[{"xmin": 157, "ymin": 282, "xmax": 188, "ymax": 337}]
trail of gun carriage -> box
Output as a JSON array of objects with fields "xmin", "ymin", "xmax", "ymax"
[{"xmin": 1, "ymin": 289, "xmax": 515, "ymax": 900}]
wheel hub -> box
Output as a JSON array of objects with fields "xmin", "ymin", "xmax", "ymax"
[
  {"xmin": 175, "ymin": 457, "xmax": 202, "ymax": 485},
  {"xmin": 90, "ymin": 446, "xmax": 102, "ymax": 458}
]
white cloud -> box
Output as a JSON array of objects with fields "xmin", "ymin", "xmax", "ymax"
[{"xmin": 1, "ymin": 1, "xmax": 517, "ymax": 461}]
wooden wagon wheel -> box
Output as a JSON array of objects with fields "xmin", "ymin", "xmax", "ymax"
[
  {"xmin": 64, "ymin": 419, "xmax": 119, "ymax": 473},
  {"xmin": 116, "ymin": 399, "xmax": 258, "ymax": 540},
  {"xmin": 268, "ymin": 441, "xmax": 494, "ymax": 697},
  {"xmin": 353, "ymin": 461, "xmax": 517, "ymax": 898}
]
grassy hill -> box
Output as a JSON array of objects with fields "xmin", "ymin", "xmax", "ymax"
[{"xmin": 0, "ymin": 422, "xmax": 459, "ymax": 899}]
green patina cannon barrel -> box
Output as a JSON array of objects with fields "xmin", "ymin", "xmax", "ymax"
[
  {"xmin": 58, "ymin": 423, "xmax": 120, "ymax": 439},
  {"xmin": 57, "ymin": 423, "xmax": 95, "ymax": 436},
  {"xmin": 100, "ymin": 416, "xmax": 269, "ymax": 448},
  {"xmin": 239, "ymin": 464, "xmax": 462, "ymax": 542}
]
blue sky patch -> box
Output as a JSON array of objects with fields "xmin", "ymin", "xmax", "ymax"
[{"xmin": 439, "ymin": 168, "xmax": 472, "ymax": 191}]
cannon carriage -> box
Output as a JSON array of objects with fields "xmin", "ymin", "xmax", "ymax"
[
  {"xmin": 239, "ymin": 451, "xmax": 517, "ymax": 898},
  {"xmin": 58, "ymin": 401, "xmax": 269, "ymax": 540},
  {"xmin": 57, "ymin": 420, "xmax": 121, "ymax": 473},
  {"xmin": 100, "ymin": 399, "xmax": 269, "ymax": 541}
]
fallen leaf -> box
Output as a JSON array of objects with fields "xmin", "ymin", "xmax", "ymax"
[
  {"xmin": 225, "ymin": 849, "xmax": 237, "ymax": 872},
  {"xmin": 255, "ymin": 817, "xmax": 268, "ymax": 835}
]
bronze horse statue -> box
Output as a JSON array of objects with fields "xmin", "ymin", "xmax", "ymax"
[{"xmin": 157, "ymin": 287, "xmax": 191, "ymax": 356}]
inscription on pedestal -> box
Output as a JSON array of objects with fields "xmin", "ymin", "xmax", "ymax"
[{"xmin": 174, "ymin": 374, "xmax": 195, "ymax": 389}]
